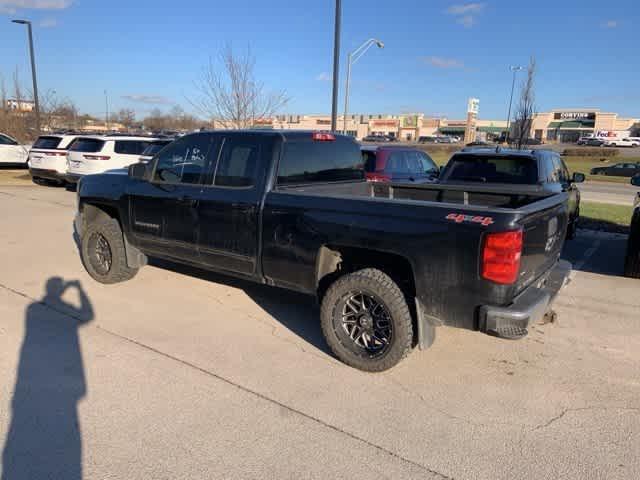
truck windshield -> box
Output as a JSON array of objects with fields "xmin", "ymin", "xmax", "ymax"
[{"xmin": 442, "ymin": 154, "xmax": 538, "ymax": 184}]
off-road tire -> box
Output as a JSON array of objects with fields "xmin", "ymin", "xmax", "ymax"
[
  {"xmin": 320, "ymin": 268, "xmax": 414, "ymax": 372},
  {"xmin": 80, "ymin": 218, "xmax": 138, "ymax": 284}
]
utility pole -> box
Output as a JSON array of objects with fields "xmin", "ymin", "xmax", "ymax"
[{"xmin": 330, "ymin": 0, "xmax": 341, "ymax": 132}]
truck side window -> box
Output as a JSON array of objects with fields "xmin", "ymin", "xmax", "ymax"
[
  {"xmin": 153, "ymin": 134, "xmax": 212, "ymax": 185},
  {"xmin": 214, "ymin": 141, "xmax": 259, "ymax": 188}
]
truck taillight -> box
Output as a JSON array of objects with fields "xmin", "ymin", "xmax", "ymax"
[
  {"xmin": 481, "ymin": 229, "xmax": 523, "ymax": 285},
  {"xmin": 50, "ymin": 151, "xmax": 67, "ymax": 156},
  {"xmin": 367, "ymin": 173, "xmax": 391, "ymax": 182},
  {"xmin": 83, "ymin": 155, "xmax": 111, "ymax": 160},
  {"xmin": 312, "ymin": 132, "xmax": 335, "ymax": 141}
]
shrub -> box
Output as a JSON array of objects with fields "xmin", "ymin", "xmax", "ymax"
[{"xmin": 562, "ymin": 148, "xmax": 619, "ymax": 157}]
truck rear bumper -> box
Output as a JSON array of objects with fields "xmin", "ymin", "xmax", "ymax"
[{"xmin": 479, "ymin": 260, "xmax": 571, "ymax": 338}]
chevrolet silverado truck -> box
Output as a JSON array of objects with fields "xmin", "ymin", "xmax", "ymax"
[{"xmin": 74, "ymin": 130, "xmax": 571, "ymax": 371}]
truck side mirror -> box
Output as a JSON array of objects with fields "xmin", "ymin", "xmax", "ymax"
[
  {"xmin": 572, "ymin": 172, "xmax": 585, "ymax": 183},
  {"xmin": 128, "ymin": 162, "xmax": 150, "ymax": 181},
  {"xmin": 631, "ymin": 175, "xmax": 640, "ymax": 187}
]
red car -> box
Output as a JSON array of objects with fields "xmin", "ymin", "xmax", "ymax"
[{"xmin": 361, "ymin": 145, "xmax": 439, "ymax": 183}]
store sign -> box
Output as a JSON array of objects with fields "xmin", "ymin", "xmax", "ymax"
[
  {"xmin": 554, "ymin": 112, "xmax": 596, "ymax": 120},
  {"xmin": 371, "ymin": 120, "xmax": 398, "ymax": 127},
  {"xmin": 402, "ymin": 115, "xmax": 418, "ymax": 128},
  {"xmin": 467, "ymin": 98, "xmax": 479, "ymax": 114},
  {"xmin": 316, "ymin": 119, "xmax": 331, "ymax": 125}
]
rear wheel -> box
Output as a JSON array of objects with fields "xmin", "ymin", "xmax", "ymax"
[
  {"xmin": 320, "ymin": 268, "xmax": 414, "ymax": 372},
  {"xmin": 80, "ymin": 218, "xmax": 138, "ymax": 284}
]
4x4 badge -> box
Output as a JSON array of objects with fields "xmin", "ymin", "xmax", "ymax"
[{"xmin": 446, "ymin": 213, "xmax": 494, "ymax": 226}]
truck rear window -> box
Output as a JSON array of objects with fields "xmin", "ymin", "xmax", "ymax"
[
  {"xmin": 142, "ymin": 141, "xmax": 171, "ymax": 156},
  {"xmin": 33, "ymin": 136, "xmax": 63, "ymax": 149},
  {"xmin": 68, "ymin": 138, "xmax": 105, "ymax": 153},
  {"xmin": 442, "ymin": 154, "xmax": 538, "ymax": 184},
  {"xmin": 277, "ymin": 137, "xmax": 364, "ymax": 185}
]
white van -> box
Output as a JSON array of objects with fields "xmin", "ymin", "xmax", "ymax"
[
  {"xmin": 66, "ymin": 135, "xmax": 157, "ymax": 183},
  {"xmin": 29, "ymin": 134, "xmax": 79, "ymax": 185}
]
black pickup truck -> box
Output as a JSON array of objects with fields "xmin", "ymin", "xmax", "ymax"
[{"xmin": 74, "ymin": 130, "xmax": 571, "ymax": 371}]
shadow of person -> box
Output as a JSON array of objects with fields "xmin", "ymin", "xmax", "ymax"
[{"xmin": 2, "ymin": 278, "xmax": 94, "ymax": 480}]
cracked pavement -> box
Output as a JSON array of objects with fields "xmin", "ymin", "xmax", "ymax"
[{"xmin": 1, "ymin": 185, "xmax": 639, "ymax": 479}]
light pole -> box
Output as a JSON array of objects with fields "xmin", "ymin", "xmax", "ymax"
[
  {"xmin": 330, "ymin": 0, "xmax": 341, "ymax": 132},
  {"xmin": 104, "ymin": 90, "xmax": 110, "ymax": 131},
  {"xmin": 12, "ymin": 19, "xmax": 40, "ymax": 134},
  {"xmin": 343, "ymin": 38, "xmax": 384, "ymax": 134},
  {"xmin": 504, "ymin": 65, "xmax": 523, "ymax": 144}
]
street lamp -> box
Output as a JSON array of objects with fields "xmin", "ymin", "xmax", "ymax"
[
  {"xmin": 504, "ymin": 65, "xmax": 523, "ymax": 144},
  {"xmin": 343, "ymin": 38, "xmax": 384, "ymax": 134},
  {"xmin": 330, "ymin": 0, "xmax": 341, "ymax": 132},
  {"xmin": 12, "ymin": 19, "xmax": 40, "ymax": 134}
]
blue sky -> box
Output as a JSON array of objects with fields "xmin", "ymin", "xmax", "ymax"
[{"xmin": 0, "ymin": 0, "xmax": 637, "ymax": 121}]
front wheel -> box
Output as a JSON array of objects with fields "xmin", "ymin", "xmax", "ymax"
[
  {"xmin": 320, "ymin": 268, "xmax": 414, "ymax": 372},
  {"xmin": 80, "ymin": 218, "xmax": 138, "ymax": 284}
]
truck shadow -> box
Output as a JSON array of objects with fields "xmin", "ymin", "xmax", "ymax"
[
  {"xmin": 2, "ymin": 277, "xmax": 94, "ymax": 480},
  {"xmin": 149, "ymin": 258, "xmax": 331, "ymax": 355},
  {"xmin": 561, "ymin": 231, "xmax": 628, "ymax": 276}
]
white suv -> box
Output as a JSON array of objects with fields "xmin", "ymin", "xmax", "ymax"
[
  {"xmin": 604, "ymin": 138, "xmax": 640, "ymax": 148},
  {"xmin": 28, "ymin": 134, "xmax": 79, "ymax": 185},
  {"xmin": 0, "ymin": 132, "xmax": 30, "ymax": 166},
  {"xmin": 66, "ymin": 135, "xmax": 158, "ymax": 183}
]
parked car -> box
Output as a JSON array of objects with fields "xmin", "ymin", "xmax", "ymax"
[
  {"xmin": 362, "ymin": 135, "xmax": 392, "ymax": 143},
  {"xmin": 590, "ymin": 162, "xmax": 640, "ymax": 177},
  {"xmin": 139, "ymin": 139, "xmax": 174, "ymax": 163},
  {"xmin": 603, "ymin": 138, "xmax": 640, "ymax": 148},
  {"xmin": 28, "ymin": 134, "xmax": 79, "ymax": 185},
  {"xmin": 576, "ymin": 136, "xmax": 593, "ymax": 145},
  {"xmin": 0, "ymin": 132, "xmax": 30, "ymax": 167},
  {"xmin": 434, "ymin": 136, "xmax": 455, "ymax": 144},
  {"xmin": 361, "ymin": 145, "xmax": 439, "ymax": 183},
  {"xmin": 65, "ymin": 135, "xmax": 158, "ymax": 183},
  {"xmin": 75, "ymin": 130, "xmax": 571, "ymax": 371},
  {"xmin": 439, "ymin": 147, "xmax": 585, "ymax": 239},
  {"xmin": 585, "ymin": 138, "xmax": 605, "ymax": 147},
  {"xmin": 625, "ymin": 175, "xmax": 640, "ymax": 278},
  {"xmin": 418, "ymin": 136, "xmax": 439, "ymax": 144}
]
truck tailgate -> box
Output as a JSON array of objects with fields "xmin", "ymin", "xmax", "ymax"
[{"xmin": 516, "ymin": 199, "xmax": 568, "ymax": 293}]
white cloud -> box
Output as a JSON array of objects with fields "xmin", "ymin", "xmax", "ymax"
[
  {"xmin": 446, "ymin": 2, "xmax": 484, "ymax": 14},
  {"xmin": 602, "ymin": 20, "xmax": 617, "ymax": 28},
  {"xmin": 122, "ymin": 95, "xmax": 173, "ymax": 105},
  {"xmin": 422, "ymin": 56, "xmax": 465, "ymax": 69},
  {"xmin": 38, "ymin": 17, "xmax": 57, "ymax": 27},
  {"xmin": 0, "ymin": 0, "xmax": 73, "ymax": 12},
  {"xmin": 315, "ymin": 72, "xmax": 331, "ymax": 82},
  {"xmin": 446, "ymin": 3, "xmax": 485, "ymax": 27}
]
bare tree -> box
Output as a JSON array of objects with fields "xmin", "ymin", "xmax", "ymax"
[
  {"xmin": 112, "ymin": 108, "xmax": 136, "ymax": 128},
  {"xmin": 191, "ymin": 44, "xmax": 289, "ymax": 129},
  {"xmin": 513, "ymin": 57, "xmax": 537, "ymax": 149}
]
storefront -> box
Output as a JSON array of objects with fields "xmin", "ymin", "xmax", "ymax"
[{"xmin": 529, "ymin": 110, "xmax": 639, "ymax": 143}]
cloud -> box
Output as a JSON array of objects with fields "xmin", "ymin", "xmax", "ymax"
[
  {"xmin": 602, "ymin": 20, "xmax": 617, "ymax": 28},
  {"xmin": 422, "ymin": 56, "xmax": 465, "ymax": 69},
  {"xmin": 0, "ymin": 0, "xmax": 73, "ymax": 13},
  {"xmin": 122, "ymin": 94, "xmax": 173, "ymax": 105},
  {"xmin": 446, "ymin": 2, "xmax": 485, "ymax": 27},
  {"xmin": 38, "ymin": 17, "xmax": 57, "ymax": 27},
  {"xmin": 315, "ymin": 72, "xmax": 331, "ymax": 82},
  {"xmin": 446, "ymin": 2, "xmax": 484, "ymax": 14}
]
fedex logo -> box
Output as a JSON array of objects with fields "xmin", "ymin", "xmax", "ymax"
[{"xmin": 446, "ymin": 213, "xmax": 495, "ymax": 226}]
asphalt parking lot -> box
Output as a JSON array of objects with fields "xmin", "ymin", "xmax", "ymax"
[{"xmin": 1, "ymin": 185, "xmax": 639, "ymax": 480}]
